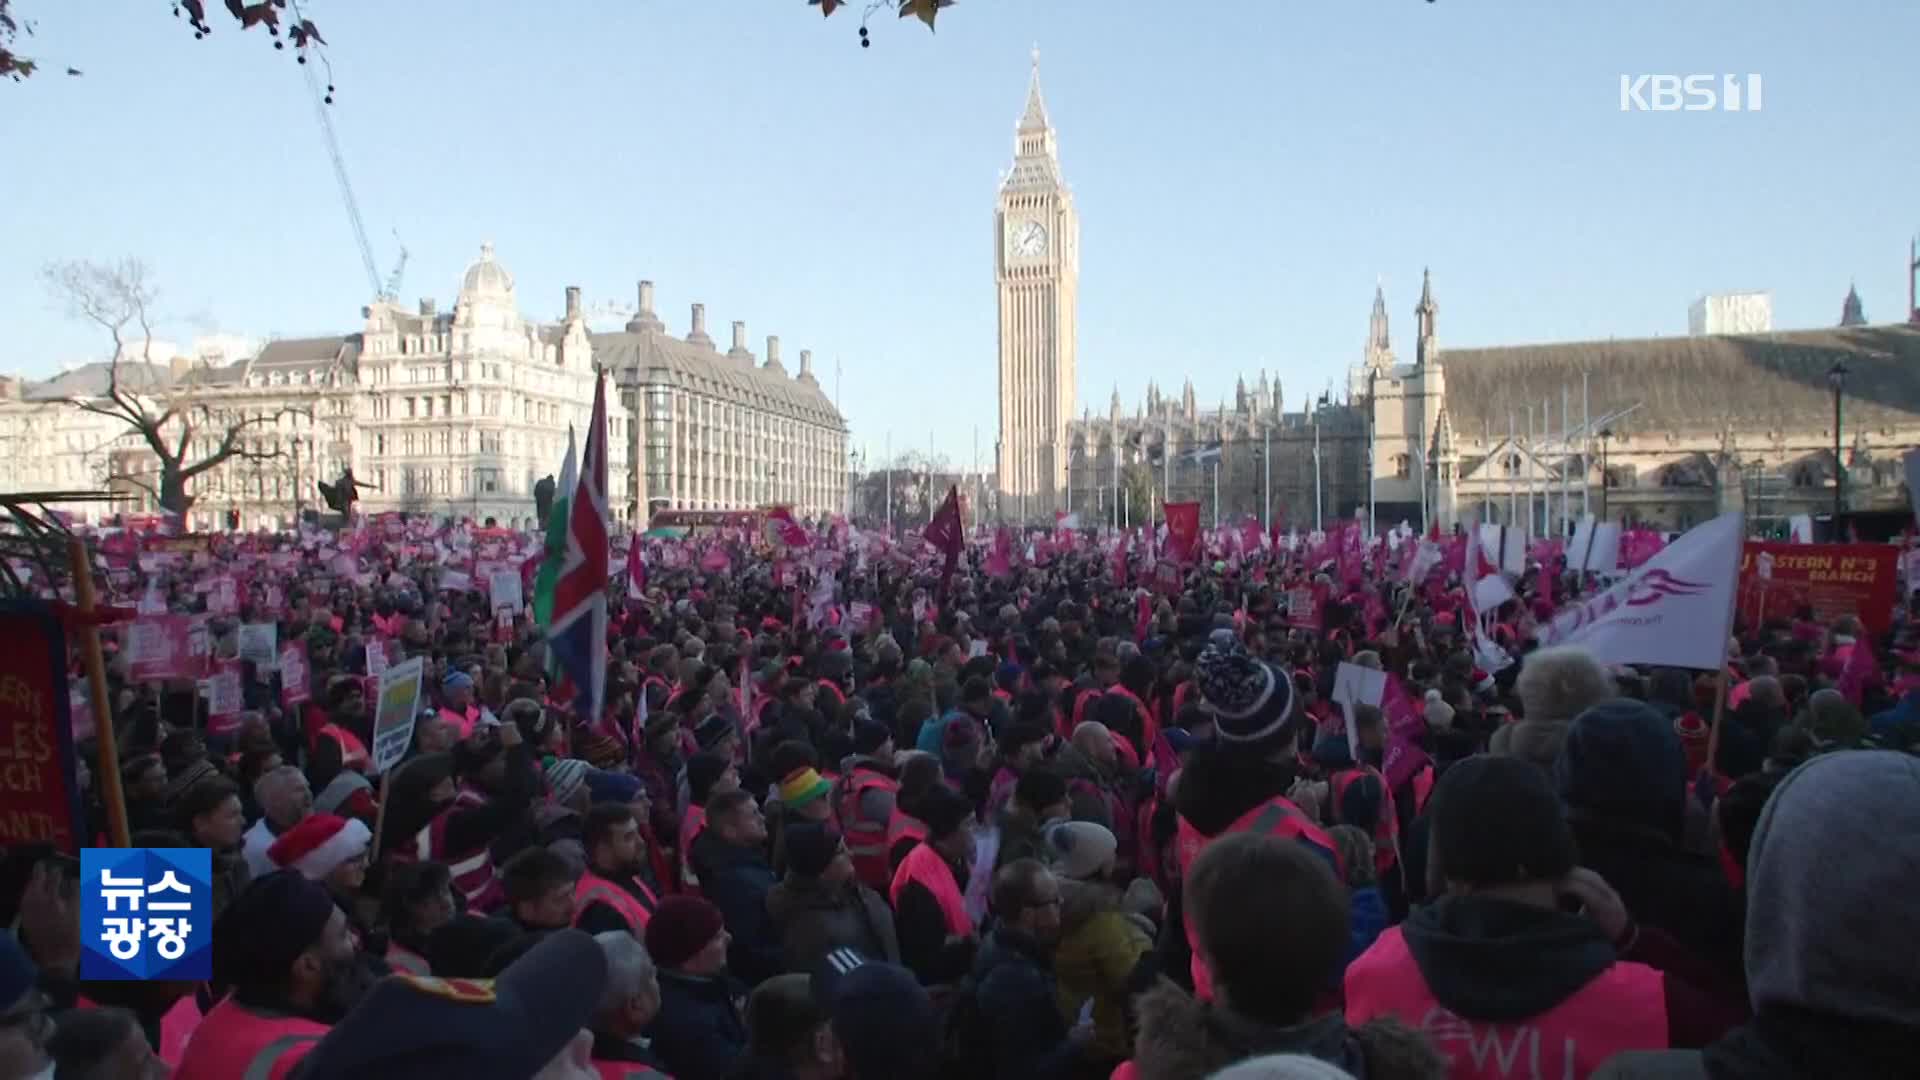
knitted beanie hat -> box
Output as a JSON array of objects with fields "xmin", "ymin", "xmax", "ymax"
[{"xmin": 1195, "ymin": 643, "xmax": 1296, "ymax": 755}]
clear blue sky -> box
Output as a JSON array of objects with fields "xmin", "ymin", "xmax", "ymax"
[{"xmin": 5, "ymin": 1, "xmax": 1917, "ymax": 469}]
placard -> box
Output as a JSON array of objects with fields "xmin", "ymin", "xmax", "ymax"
[
  {"xmin": 237, "ymin": 623, "xmax": 277, "ymax": 668},
  {"xmin": 372, "ymin": 657, "xmax": 426, "ymax": 774}
]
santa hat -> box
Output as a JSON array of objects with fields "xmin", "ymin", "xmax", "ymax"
[{"xmin": 268, "ymin": 813, "xmax": 371, "ymax": 881}]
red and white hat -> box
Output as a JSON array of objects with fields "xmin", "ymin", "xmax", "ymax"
[{"xmin": 268, "ymin": 813, "xmax": 371, "ymax": 880}]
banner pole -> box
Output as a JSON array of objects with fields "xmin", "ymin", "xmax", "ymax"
[{"xmin": 69, "ymin": 536, "xmax": 130, "ymax": 847}]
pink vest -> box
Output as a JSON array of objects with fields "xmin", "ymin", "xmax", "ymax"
[
  {"xmin": 416, "ymin": 791, "xmax": 504, "ymax": 913},
  {"xmin": 1344, "ymin": 926, "xmax": 1668, "ymax": 1079},
  {"xmin": 1176, "ymin": 795, "xmax": 1341, "ymax": 1001},
  {"xmin": 889, "ymin": 841, "xmax": 972, "ymax": 937},
  {"xmin": 172, "ymin": 998, "xmax": 328, "ymax": 1080}
]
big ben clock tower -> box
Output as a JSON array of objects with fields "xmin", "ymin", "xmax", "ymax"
[{"xmin": 996, "ymin": 48, "xmax": 1079, "ymax": 516}]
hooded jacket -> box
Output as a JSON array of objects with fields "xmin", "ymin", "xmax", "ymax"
[
  {"xmin": 1125, "ymin": 979, "xmax": 1444, "ymax": 1080},
  {"xmin": 1595, "ymin": 752, "xmax": 1920, "ymax": 1080},
  {"xmin": 1555, "ymin": 699, "xmax": 1744, "ymax": 983},
  {"xmin": 1353, "ymin": 894, "xmax": 1742, "ymax": 1057}
]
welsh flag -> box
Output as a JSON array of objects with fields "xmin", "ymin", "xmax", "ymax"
[
  {"xmin": 547, "ymin": 379, "xmax": 610, "ymax": 725},
  {"xmin": 532, "ymin": 426, "xmax": 578, "ymax": 631}
]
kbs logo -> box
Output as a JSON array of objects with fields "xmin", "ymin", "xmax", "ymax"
[{"xmin": 1619, "ymin": 74, "xmax": 1763, "ymax": 112}]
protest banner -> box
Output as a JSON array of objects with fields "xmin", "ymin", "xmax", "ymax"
[
  {"xmin": 489, "ymin": 568, "xmax": 524, "ymax": 614},
  {"xmin": 372, "ymin": 656, "xmax": 426, "ymax": 775},
  {"xmin": 1330, "ymin": 661, "xmax": 1386, "ymax": 750},
  {"xmin": 1737, "ymin": 541, "xmax": 1898, "ymax": 635},
  {"xmin": 279, "ymin": 640, "xmax": 311, "ymax": 708},
  {"xmin": 0, "ymin": 602, "xmax": 83, "ymax": 851}
]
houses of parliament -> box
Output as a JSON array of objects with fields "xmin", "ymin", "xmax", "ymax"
[{"xmin": 995, "ymin": 58, "xmax": 1920, "ymax": 535}]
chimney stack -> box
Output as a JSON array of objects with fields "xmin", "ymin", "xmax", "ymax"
[
  {"xmin": 766, "ymin": 336, "xmax": 782, "ymax": 368},
  {"xmin": 565, "ymin": 286, "xmax": 581, "ymax": 321},
  {"xmin": 420, "ymin": 298, "xmax": 437, "ymax": 317},
  {"xmin": 626, "ymin": 280, "xmax": 664, "ymax": 333},
  {"xmin": 799, "ymin": 349, "xmax": 814, "ymax": 376},
  {"xmin": 688, "ymin": 303, "xmax": 713, "ymax": 348},
  {"xmin": 732, "ymin": 321, "xmax": 747, "ymax": 351},
  {"xmin": 638, "ymin": 280, "xmax": 656, "ymax": 315}
]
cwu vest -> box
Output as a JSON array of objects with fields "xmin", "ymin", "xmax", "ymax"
[
  {"xmin": 1344, "ymin": 926, "xmax": 1668, "ymax": 1080},
  {"xmin": 1176, "ymin": 795, "xmax": 1341, "ymax": 1001},
  {"xmin": 1328, "ymin": 766, "xmax": 1400, "ymax": 877},
  {"xmin": 171, "ymin": 998, "xmax": 327, "ymax": 1080},
  {"xmin": 574, "ymin": 868, "xmax": 659, "ymax": 935},
  {"xmin": 889, "ymin": 841, "xmax": 972, "ymax": 937},
  {"xmin": 834, "ymin": 766, "xmax": 901, "ymax": 891}
]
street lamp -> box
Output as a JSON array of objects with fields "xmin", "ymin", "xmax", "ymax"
[
  {"xmin": 1598, "ymin": 427, "xmax": 1614, "ymax": 523},
  {"xmin": 1828, "ymin": 359, "xmax": 1849, "ymax": 526}
]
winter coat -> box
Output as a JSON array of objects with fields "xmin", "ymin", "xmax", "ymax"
[
  {"xmin": 647, "ymin": 968, "xmax": 749, "ymax": 1080},
  {"xmin": 973, "ymin": 925, "xmax": 1080, "ymax": 1080},
  {"xmin": 1346, "ymin": 885, "xmax": 1389, "ymax": 970},
  {"xmin": 690, "ymin": 830, "xmax": 782, "ymax": 986},
  {"xmin": 1126, "ymin": 978, "xmax": 1445, "ymax": 1080},
  {"xmin": 1050, "ymin": 880, "xmax": 1152, "ymax": 1062},
  {"xmin": 764, "ymin": 874, "xmax": 900, "ymax": 976}
]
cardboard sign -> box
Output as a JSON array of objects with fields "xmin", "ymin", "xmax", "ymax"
[
  {"xmin": 203, "ymin": 661, "xmax": 244, "ymax": 737},
  {"xmin": 128, "ymin": 616, "xmax": 194, "ymax": 682},
  {"xmin": 1738, "ymin": 541, "xmax": 1899, "ymax": 635},
  {"xmin": 489, "ymin": 569, "xmax": 523, "ymax": 614},
  {"xmin": 367, "ymin": 638, "xmax": 390, "ymax": 678},
  {"xmin": 1330, "ymin": 661, "xmax": 1388, "ymax": 751},
  {"xmin": 0, "ymin": 602, "xmax": 84, "ymax": 851},
  {"xmin": 279, "ymin": 641, "xmax": 311, "ymax": 708},
  {"xmin": 237, "ymin": 623, "xmax": 277, "ymax": 668},
  {"xmin": 206, "ymin": 577, "xmax": 238, "ymax": 616},
  {"xmin": 372, "ymin": 657, "xmax": 426, "ymax": 774}
]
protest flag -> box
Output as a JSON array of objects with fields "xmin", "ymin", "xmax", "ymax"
[{"xmin": 547, "ymin": 376, "xmax": 610, "ymax": 726}]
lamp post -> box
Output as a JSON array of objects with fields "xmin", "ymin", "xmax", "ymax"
[
  {"xmin": 1598, "ymin": 427, "xmax": 1614, "ymax": 523},
  {"xmin": 1828, "ymin": 359, "xmax": 1849, "ymax": 527}
]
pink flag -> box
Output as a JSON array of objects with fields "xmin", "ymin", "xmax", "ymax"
[
  {"xmin": 1836, "ymin": 639, "xmax": 1880, "ymax": 707},
  {"xmin": 279, "ymin": 641, "xmax": 311, "ymax": 708},
  {"xmin": 700, "ymin": 546, "xmax": 732, "ymax": 574}
]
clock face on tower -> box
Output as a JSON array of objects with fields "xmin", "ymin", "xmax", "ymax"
[{"xmin": 1010, "ymin": 220, "xmax": 1049, "ymax": 258}]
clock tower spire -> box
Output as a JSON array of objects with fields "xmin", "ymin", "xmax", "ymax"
[{"xmin": 996, "ymin": 47, "xmax": 1079, "ymax": 517}]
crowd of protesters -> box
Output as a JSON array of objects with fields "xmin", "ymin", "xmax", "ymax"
[{"xmin": 1, "ymin": 513, "xmax": 1917, "ymax": 1079}]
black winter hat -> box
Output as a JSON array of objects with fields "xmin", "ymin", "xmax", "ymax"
[{"xmin": 1428, "ymin": 754, "xmax": 1577, "ymax": 888}]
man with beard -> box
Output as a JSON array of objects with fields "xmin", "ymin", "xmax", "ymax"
[
  {"xmin": 574, "ymin": 803, "xmax": 663, "ymax": 937},
  {"xmin": 173, "ymin": 872, "xmax": 360, "ymax": 1079}
]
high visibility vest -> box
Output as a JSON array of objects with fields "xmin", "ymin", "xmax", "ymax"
[
  {"xmin": 574, "ymin": 868, "xmax": 658, "ymax": 934},
  {"xmin": 1176, "ymin": 795, "xmax": 1340, "ymax": 1001},
  {"xmin": 387, "ymin": 942, "xmax": 430, "ymax": 975},
  {"xmin": 1345, "ymin": 926, "xmax": 1668, "ymax": 1079},
  {"xmin": 834, "ymin": 766, "xmax": 901, "ymax": 890},
  {"xmin": 439, "ymin": 705, "xmax": 481, "ymax": 741},
  {"xmin": 889, "ymin": 841, "xmax": 972, "ymax": 937},
  {"xmin": 412, "ymin": 792, "xmax": 503, "ymax": 913},
  {"xmin": 1329, "ymin": 766, "xmax": 1400, "ymax": 876},
  {"xmin": 171, "ymin": 998, "xmax": 327, "ymax": 1080},
  {"xmin": 77, "ymin": 993, "xmax": 203, "ymax": 1067},
  {"xmin": 315, "ymin": 723, "xmax": 370, "ymax": 772},
  {"xmin": 677, "ymin": 803, "xmax": 707, "ymax": 893}
]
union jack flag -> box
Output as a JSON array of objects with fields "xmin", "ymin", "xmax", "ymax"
[{"xmin": 548, "ymin": 372, "xmax": 610, "ymax": 726}]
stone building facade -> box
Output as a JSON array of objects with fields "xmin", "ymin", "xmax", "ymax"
[
  {"xmin": 1, "ymin": 244, "xmax": 849, "ymax": 529},
  {"xmin": 1067, "ymin": 272, "xmax": 1920, "ymax": 537}
]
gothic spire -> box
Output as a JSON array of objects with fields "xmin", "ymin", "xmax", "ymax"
[
  {"xmin": 1415, "ymin": 267, "xmax": 1438, "ymax": 367},
  {"xmin": 1841, "ymin": 281, "xmax": 1867, "ymax": 327},
  {"xmin": 1368, "ymin": 276, "xmax": 1391, "ymax": 362},
  {"xmin": 1019, "ymin": 45, "xmax": 1050, "ymax": 134}
]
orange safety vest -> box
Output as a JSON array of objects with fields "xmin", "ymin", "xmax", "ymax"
[
  {"xmin": 835, "ymin": 766, "xmax": 901, "ymax": 890},
  {"xmin": 315, "ymin": 723, "xmax": 370, "ymax": 771},
  {"xmin": 888, "ymin": 841, "xmax": 972, "ymax": 937},
  {"xmin": 1345, "ymin": 926, "xmax": 1669, "ymax": 1079},
  {"xmin": 1176, "ymin": 795, "xmax": 1341, "ymax": 1001},
  {"xmin": 171, "ymin": 998, "xmax": 328, "ymax": 1080},
  {"xmin": 574, "ymin": 868, "xmax": 659, "ymax": 935}
]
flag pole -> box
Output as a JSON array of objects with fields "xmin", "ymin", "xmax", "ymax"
[{"xmin": 68, "ymin": 537, "xmax": 129, "ymax": 848}]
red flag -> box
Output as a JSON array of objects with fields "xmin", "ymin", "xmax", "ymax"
[
  {"xmin": 1164, "ymin": 502, "xmax": 1201, "ymax": 564},
  {"xmin": 766, "ymin": 506, "xmax": 813, "ymax": 549},
  {"xmin": 986, "ymin": 528, "xmax": 1013, "ymax": 578},
  {"xmin": 924, "ymin": 486, "xmax": 964, "ymax": 598}
]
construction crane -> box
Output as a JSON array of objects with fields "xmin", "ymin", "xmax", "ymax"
[{"xmin": 302, "ymin": 60, "xmax": 402, "ymax": 302}]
